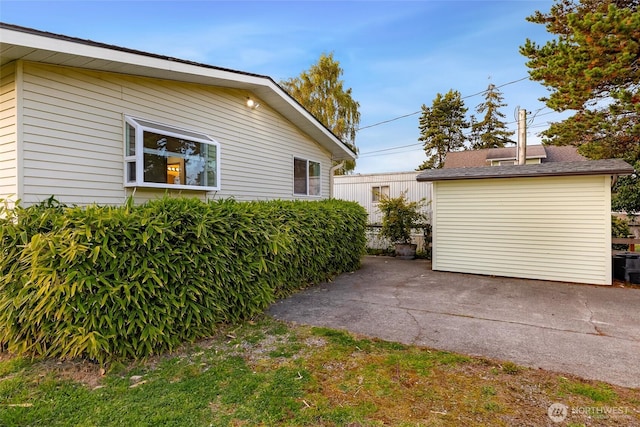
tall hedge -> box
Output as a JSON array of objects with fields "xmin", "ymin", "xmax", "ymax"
[{"xmin": 0, "ymin": 197, "xmax": 366, "ymax": 362}]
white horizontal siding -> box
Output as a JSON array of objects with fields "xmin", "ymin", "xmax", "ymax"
[
  {"xmin": 20, "ymin": 62, "xmax": 332, "ymax": 206},
  {"xmin": 432, "ymin": 175, "xmax": 611, "ymax": 285},
  {"xmin": 114, "ymin": 69, "xmax": 331, "ymax": 201},
  {"xmin": 0, "ymin": 62, "xmax": 17, "ymax": 205},
  {"xmin": 333, "ymin": 172, "xmax": 432, "ymax": 224}
]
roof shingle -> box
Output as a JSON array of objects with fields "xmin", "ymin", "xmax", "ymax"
[
  {"xmin": 416, "ymin": 158, "xmax": 634, "ymax": 182},
  {"xmin": 442, "ymin": 144, "xmax": 586, "ymax": 168}
]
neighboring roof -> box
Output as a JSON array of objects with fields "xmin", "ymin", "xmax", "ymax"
[
  {"xmin": 0, "ymin": 22, "xmax": 356, "ymax": 161},
  {"xmin": 443, "ymin": 145, "xmax": 586, "ymax": 168},
  {"xmin": 416, "ymin": 158, "xmax": 634, "ymax": 182},
  {"xmin": 544, "ymin": 145, "xmax": 587, "ymax": 162},
  {"xmin": 485, "ymin": 145, "xmax": 547, "ymax": 161}
]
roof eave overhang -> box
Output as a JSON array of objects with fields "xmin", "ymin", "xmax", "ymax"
[
  {"xmin": 416, "ymin": 160, "xmax": 635, "ymax": 182},
  {"xmin": 0, "ymin": 24, "xmax": 356, "ymax": 161},
  {"xmin": 417, "ymin": 169, "xmax": 634, "ymax": 182}
]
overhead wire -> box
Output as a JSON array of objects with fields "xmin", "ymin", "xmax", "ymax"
[
  {"xmin": 359, "ymin": 108, "xmax": 560, "ymax": 158},
  {"xmin": 358, "ymin": 81, "xmax": 565, "ymax": 158},
  {"xmin": 356, "ymin": 76, "xmax": 530, "ymax": 131},
  {"xmin": 359, "ymin": 115, "xmax": 558, "ymax": 157},
  {"xmin": 358, "ymin": 143, "xmax": 423, "ymax": 158}
]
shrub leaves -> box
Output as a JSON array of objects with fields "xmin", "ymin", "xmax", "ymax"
[{"xmin": 0, "ymin": 197, "xmax": 366, "ymax": 362}]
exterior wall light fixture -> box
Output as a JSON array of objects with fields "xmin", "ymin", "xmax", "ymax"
[{"xmin": 246, "ymin": 97, "xmax": 260, "ymax": 109}]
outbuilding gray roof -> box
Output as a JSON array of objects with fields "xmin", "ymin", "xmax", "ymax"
[{"xmin": 416, "ymin": 158, "xmax": 634, "ymax": 182}]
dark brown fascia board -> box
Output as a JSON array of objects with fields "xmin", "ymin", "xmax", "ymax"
[{"xmin": 416, "ymin": 159, "xmax": 635, "ymax": 182}]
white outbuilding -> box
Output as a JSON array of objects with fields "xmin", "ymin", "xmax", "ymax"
[
  {"xmin": 417, "ymin": 158, "xmax": 634, "ymax": 285},
  {"xmin": 333, "ymin": 171, "xmax": 432, "ymax": 225}
]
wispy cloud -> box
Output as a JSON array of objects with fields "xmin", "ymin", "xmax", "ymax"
[{"xmin": 1, "ymin": 0, "xmax": 558, "ymax": 174}]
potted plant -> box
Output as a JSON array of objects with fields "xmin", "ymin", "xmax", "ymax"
[{"xmin": 377, "ymin": 191, "xmax": 428, "ymax": 259}]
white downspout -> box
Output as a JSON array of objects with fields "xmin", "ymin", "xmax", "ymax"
[{"xmin": 329, "ymin": 161, "xmax": 345, "ymax": 198}]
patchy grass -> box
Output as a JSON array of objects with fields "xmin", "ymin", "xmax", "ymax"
[
  {"xmin": 560, "ymin": 379, "xmax": 618, "ymax": 403},
  {"xmin": 0, "ymin": 316, "xmax": 638, "ymax": 426}
]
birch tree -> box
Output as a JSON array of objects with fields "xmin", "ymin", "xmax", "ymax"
[{"xmin": 281, "ymin": 53, "xmax": 360, "ymax": 174}]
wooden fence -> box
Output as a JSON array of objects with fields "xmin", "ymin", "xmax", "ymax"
[{"xmin": 612, "ymin": 237, "xmax": 640, "ymax": 251}]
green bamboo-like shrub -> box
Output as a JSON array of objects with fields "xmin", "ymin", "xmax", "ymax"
[{"xmin": 0, "ymin": 197, "xmax": 366, "ymax": 362}]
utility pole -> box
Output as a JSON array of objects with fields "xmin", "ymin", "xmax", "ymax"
[{"xmin": 517, "ymin": 109, "xmax": 527, "ymax": 165}]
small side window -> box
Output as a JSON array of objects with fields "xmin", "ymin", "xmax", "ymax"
[
  {"xmin": 293, "ymin": 157, "xmax": 321, "ymax": 196},
  {"xmin": 372, "ymin": 185, "xmax": 390, "ymax": 202}
]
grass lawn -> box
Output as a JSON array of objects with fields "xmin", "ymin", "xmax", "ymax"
[{"xmin": 1, "ymin": 316, "xmax": 638, "ymax": 426}]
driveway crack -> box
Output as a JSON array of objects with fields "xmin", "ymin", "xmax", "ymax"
[
  {"xmin": 390, "ymin": 284, "xmax": 431, "ymax": 346},
  {"xmin": 581, "ymin": 298, "xmax": 605, "ymax": 336},
  {"xmin": 405, "ymin": 309, "xmax": 427, "ymax": 346},
  {"xmin": 343, "ymin": 298, "xmax": 630, "ymax": 341}
]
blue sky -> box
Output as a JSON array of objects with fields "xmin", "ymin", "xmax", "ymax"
[{"xmin": 0, "ymin": 0, "xmax": 564, "ymax": 173}]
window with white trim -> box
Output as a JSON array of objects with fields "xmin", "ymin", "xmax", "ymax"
[
  {"xmin": 293, "ymin": 157, "xmax": 321, "ymax": 196},
  {"xmin": 125, "ymin": 117, "xmax": 220, "ymax": 191},
  {"xmin": 372, "ymin": 185, "xmax": 390, "ymax": 203}
]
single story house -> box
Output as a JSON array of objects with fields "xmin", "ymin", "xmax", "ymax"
[
  {"xmin": 333, "ymin": 171, "xmax": 432, "ymax": 225},
  {"xmin": 417, "ymin": 145, "xmax": 634, "ymax": 285},
  {"xmin": 0, "ymin": 23, "xmax": 356, "ymax": 207}
]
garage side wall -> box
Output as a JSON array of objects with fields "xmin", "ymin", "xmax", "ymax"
[{"xmin": 432, "ymin": 175, "xmax": 612, "ymax": 285}]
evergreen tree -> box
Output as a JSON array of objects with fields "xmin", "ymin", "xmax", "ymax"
[
  {"xmin": 468, "ymin": 115, "xmax": 482, "ymax": 150},
  {"xmin": 417, "ymin": 90, "xmax": 469, "ymax": 170},
  {"xmin": 520, "ymin": 0, "xmax": 640, "ymax": 212},
  {"xmin": 470, "ymin": 83, "xmax": 514, "ymax": 149},
  {"xmin": 280, "ymin": 53, "xmax": 360, "ymax": 174}
]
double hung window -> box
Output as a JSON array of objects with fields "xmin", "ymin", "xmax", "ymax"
[{"xmin": 125, "ymin": 117, "xmax": 220, "ymax": 191}]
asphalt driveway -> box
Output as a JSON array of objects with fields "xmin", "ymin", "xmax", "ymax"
[{"xmin": 268, "ymin": 256, "xmax": 640, "ymax": 389}]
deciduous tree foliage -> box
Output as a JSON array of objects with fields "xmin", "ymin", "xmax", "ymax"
[
  {"xmin": 417, "ymin": 90, "xmax": 469, "ymax": 170},
  {"xmin": 280, "ymin": 53, "xmax": 361, "ymax": 174},
  {"xmin": 470, "ymin": 83, "xmax": 515, "ymax": 149},
  {"xmin": 520, "ymin": 0, "xmax": 640, "ymax": 212}
]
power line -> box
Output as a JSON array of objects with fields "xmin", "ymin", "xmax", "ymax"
[
  {"xmin": 356, "ymin": 76, "xmax": 531, "ymax": 131},
  {"xmin": 358, "ymin": 142, "xmax": 423, "ymax": 158},
  {"xmin": 359, "ymin": 146, "xmax": 424, "ymax": 158},
  {"xmin": 462, "ymin": 76, "xmax": 530, "ymax": 100},
  {"xmin": 357, "ymin": 112, "xmax": 420, "ymax": 131},
  {"xmin": 356, "ymin": 79, "xmax": 565, "ymax": 158},
  {"xmin": 528, "ymin": 107, "xmax": 546, "ymax": 125},
  {"xmin": 359, "ymin": 113, "xmax": 559, "ymax": 158},
  {"xmin": 358, "ymin": 142, "xmax": 423, "ymax": 157}
]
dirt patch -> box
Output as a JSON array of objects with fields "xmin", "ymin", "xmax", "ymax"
[{"xmin": 32, "ymin": 358, "xmax": 105, "ymax": 389}]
